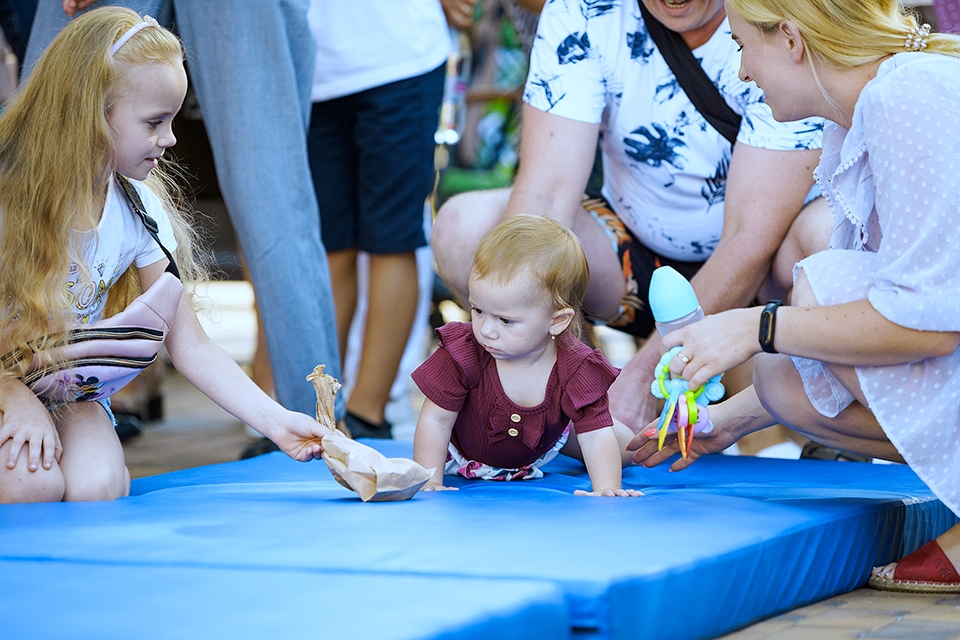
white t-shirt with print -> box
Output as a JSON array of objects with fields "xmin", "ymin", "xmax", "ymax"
[
  {"xmin": 524, "ymin": 0, "xmax": 823, "ymax": 261},
  {"xmin": 308, "ymin": 0, "xmax": 452, "ymax": 102},
  {"xmin": 67, "ymin": 177, "xmax": 178, "ymax": 325}
]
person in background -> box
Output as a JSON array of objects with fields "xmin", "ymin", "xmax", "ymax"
[{"xmin": 304, "ymin": 0, "xmax": 459, "ymax": 439}]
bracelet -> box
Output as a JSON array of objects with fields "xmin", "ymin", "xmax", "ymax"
[{"xmin": 759, "ymin": 300, "xmax": 782, "ymax": 354}]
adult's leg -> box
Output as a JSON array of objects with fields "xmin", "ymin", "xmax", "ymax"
[
  {"xmin": 432, "ymin": 189, "xmax": 625, "ymax": 319},
  {"xmin": 172, "ymin": 0, "xmax": 343, "ymax": 418},
  {"xmin": 327, "ymin": 248, "xmax": 360, "ymax": 363},
  {"xmin": 760, "ymin": 196, "xmax": 832, "ymax": 304},
  {"xmin": 348, "ymin": 251, "xmax": 419, "ymax": 426},
  {"xmin": 56, "ymin": 402, "xmax": 130, "ymax": 501}
]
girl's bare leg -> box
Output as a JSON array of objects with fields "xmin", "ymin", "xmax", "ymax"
[
  {"xmin": 0, "ymin": 438, "xmax": 65, "ymax": 504},
  {"xmin": 56, "ymin": 402, "xmax": 130, "ymax": 502}
]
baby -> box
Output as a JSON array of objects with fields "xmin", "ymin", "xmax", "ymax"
[{"xmin": 413, "ymin": 215, "xmax": 640, "ymax": 496}]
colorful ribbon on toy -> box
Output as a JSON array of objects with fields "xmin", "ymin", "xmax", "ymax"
[{"xmin": 650, "ymin": 346, "xmax": 725, "ymax": 459}]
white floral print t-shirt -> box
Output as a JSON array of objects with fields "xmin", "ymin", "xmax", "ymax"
[{"xmin": 524, "ymin": 0, "xmax": 823, "ymax": 261}]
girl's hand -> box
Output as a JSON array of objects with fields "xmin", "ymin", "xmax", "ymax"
[
  {"xmin": 265, "ymin": 411, "xmax": 331, "ymax": 462},
  {"xmin": 574, "ymin": 488, "xmax": 643, "ymax": 497},
  {"xmin": 420, "ymin": 481, "xmax": 458, "ymax": 492},
  {"xmin": 0, "ymin": 392, "xmax": 61, "ymax": 472},
  {"xmin": 661, "ymin": 307, "xmax": 763, "ymax": 390}
]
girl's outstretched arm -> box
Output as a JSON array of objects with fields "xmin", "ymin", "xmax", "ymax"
[
  {"xmin": 0, "ymin": 376, "xmax": 61, "ymax": 472},
  {"xmin": 413, "ymin": 398, "xmax": 458, "ymax": 491},
  {"xmin": 573, "ymin": 426, "xmax": 643, "ymax": 498},
  {"xmin": 139, "ymin": 262, "xmax": 331, "ymax": 462}
]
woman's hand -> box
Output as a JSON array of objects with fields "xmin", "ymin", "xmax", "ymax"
[
  {"xmin": 0, "ymin": 387, "xmax": 61, "ymax": 472},
  {"xmin": 661, "ymin": 307, "xmax": 763, "ymax": 391}
]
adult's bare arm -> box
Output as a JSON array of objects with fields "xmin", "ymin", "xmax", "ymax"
[
  {"xmin": 686, "ymin": 143, "xmax": 819, "ymax": 315},
  {"xmin": 610, "ymin": 144, "xmax": 819, "ymax": 432},
  {"xmin": 505, "ymin": 104, "xmax": 600, "ymax": 228}
]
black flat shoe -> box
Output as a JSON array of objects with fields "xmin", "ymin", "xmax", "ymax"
[
  {"xmin": 344, "ymin": 411, "xmax": 392, "ymax": 439},
  {"xmin": 114, "ymin": 413, "xmax": 143, "ymax": 442},
  {"xmin": 800, "ymin": 441, "xmax": 872, "ymax": 463}
]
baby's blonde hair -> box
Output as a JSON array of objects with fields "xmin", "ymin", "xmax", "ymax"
[
  {"xmin": 728, "ymin": 0, "xmax": 960, "ymax": 67},
  {"xmin": 0, "ymin": 7, "xmax": 206, "ymax": 377},
  {"xmin": 471, "ymin": 215, "xmax": 590, "ymax": 334}
]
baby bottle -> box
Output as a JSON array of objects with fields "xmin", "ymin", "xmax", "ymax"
[{"xmin": 649, "ymin": 266, "xmax": 703, "ymax": 337}]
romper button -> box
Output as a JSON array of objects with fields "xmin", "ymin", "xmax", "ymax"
[
  {"xmin": 508, "ymin": 428, "xmax": 519, "ymax": 437},
  {"xmin": 510, "ymin": 413, "xmax": 521, "ymax": 423}
]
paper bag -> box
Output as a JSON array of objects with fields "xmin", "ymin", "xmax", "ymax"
[{"xmin": 307, "ymin": 365, "xmax": 433, "ymax": 502}]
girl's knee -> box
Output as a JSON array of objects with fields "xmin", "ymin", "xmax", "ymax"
[
  {"xmin": 0, "ymin": 464, "xmax": 65, "ymax": 503},
  {"xmin": 62, "ymin": 463, "xmax": 130, "ymax": 502}
]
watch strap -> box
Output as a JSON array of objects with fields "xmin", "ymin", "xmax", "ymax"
[{"xmin": 759, "ymin": 300, "xmax": 783, "ymax": 354}]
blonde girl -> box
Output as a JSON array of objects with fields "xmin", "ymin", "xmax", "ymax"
[
  {"xmin": 413, "ymin": 215, "xmax": 640, "ymax": 497},
  {"xmin": 0, "ymin": 7, "xmax": 330, "ymax": 504},
  {"xmin": 631, "ymin": 0, "xmax": 960, "ymax": 592}
]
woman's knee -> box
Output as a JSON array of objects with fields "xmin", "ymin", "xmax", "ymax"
[{"xmin": 753, "ymin": 354, "xmax": 813, "ymax": 427}]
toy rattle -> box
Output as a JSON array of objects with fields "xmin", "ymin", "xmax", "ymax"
[{"xmin": 650, "ymin": 346, "xmax": 724, "ymax": 459}]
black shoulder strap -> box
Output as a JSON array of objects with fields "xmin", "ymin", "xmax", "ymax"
[
  {"xmin": 638, "ymin": 1, "xmax": 741, "ymax": 146},
  {"xmin": 115, "ymin": 173, "xmax": 181, "ymax": 279}
]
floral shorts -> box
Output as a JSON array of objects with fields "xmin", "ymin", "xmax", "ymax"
[
  {"xmin": 583, "ymin": 195, "xmax": 704, "ymax": 337},
  {"xmin": 444, "ymin": 425, "xmax": 571, "ymax": 481}
]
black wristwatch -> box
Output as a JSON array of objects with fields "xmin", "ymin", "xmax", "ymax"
[{"xmin": 759, "ymin": 300, "xmax": 783, "ymax": 354}]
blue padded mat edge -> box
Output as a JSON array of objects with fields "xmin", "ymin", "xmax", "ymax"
[{"xmin": 2, "ymin": 440, "xmax": 955, "ymax": 640}]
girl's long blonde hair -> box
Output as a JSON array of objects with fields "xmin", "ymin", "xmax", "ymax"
[
  {"xmin": 0, "ymin": 7, "xmax": 206, "ymax": 377},
  {"xmin": 472, "ymin": 215, "xmax": 590, "ymax": 337},
  {"xmin": 727, "ymin": 0, "xmax": 960, "ymax": 68}
]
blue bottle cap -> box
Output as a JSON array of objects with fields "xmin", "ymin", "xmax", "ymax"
[{"xmin": 649, "ymin": 266, "xmax": 699, "ymax": 322}]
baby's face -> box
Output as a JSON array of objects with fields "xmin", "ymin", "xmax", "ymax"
[
  {"xmin": 467, "ymin": 273, "xmax": 559, "ymax": 363},
  {"xmin": 108, "ymin": 57, "xmax": 187, "ymax": 181}
]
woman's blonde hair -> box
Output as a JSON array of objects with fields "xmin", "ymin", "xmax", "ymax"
[
  {"xmin": 471, "ymin": 215, "xmax": 590, "ymax": 335},
  {"xmin": 728, "ymin": 0, "xmax": 960, "ymax": 68},
  {"xmin": 0, "ymin": 7, "xmax": 206, "ymax": 377}
]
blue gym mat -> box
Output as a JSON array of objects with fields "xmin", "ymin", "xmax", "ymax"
[{"xmin": 1, "ymin": 440, "xmax": 955, "ymax": 640}]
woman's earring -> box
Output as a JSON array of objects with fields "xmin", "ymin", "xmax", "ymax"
[{"xmin": 551, "ymin": 333, "xmax": 556, "ymax": 341}]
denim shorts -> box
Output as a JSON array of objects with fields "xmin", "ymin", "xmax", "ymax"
[{"xmin": 307, "ymin": 64, "xmax": 445, "ymax": 254}]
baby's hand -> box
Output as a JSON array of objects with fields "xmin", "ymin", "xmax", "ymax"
[
  {"xmin": 420, "ymin": 481, "xmax": 458, "ymax": 492},
  {"xmin": 574, "ymin": 488, "xmax": 644, "ymax": 498}
]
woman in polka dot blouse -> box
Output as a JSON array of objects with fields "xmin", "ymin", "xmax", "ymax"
[{"xmin": 629, "ymin": 0, "xmax": 960, "ymax": 594}]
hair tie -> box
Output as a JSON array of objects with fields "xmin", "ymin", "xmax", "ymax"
[
  {"xmin": 110, "ymin": 15, "xmax": 160, "ymax": 56},
  {"xmin": 904, "ymin": 23, "xmax": 931, "ymax": 52}
]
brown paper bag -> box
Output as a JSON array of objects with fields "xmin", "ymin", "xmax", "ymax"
[{"xmin": 307, "ymin": 365, "xmax": 433, "ymax": 502}]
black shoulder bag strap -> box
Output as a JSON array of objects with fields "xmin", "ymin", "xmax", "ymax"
[
  {"xmin": 115, "ymin": 173, "xmax": 181, "ymax": 279},
  {"xmin": 638, "ymin": 1, "xmax": 741, "ymax": 146}
]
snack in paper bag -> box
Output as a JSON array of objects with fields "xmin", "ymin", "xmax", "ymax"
[{"xmin": 307, "ymin": 365, "xmax": 433, "ymax": 502}]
